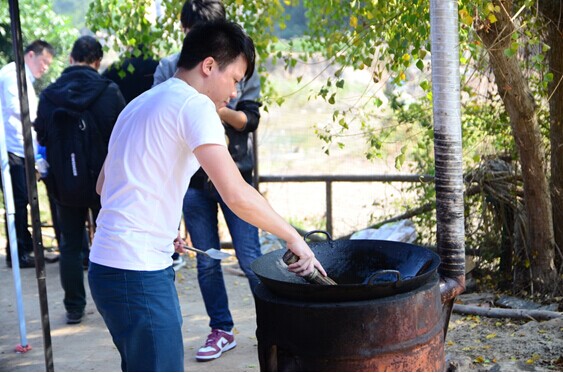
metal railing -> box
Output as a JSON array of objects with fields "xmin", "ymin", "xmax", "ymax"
[{"xmin": 256, "ymin": 174, "xmax": 434, "ymax": 238}]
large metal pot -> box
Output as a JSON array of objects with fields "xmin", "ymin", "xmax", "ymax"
[{"xmin": 251, "ymin": 231, "xmax": 440, "ymax": 302}]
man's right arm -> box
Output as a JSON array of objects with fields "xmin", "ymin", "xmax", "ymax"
[{"xmin": 2, "ymin": 73, "xmax": 21, "ymax": 120}]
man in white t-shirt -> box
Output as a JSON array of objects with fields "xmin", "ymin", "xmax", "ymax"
[
  {"xmin": 0, "ymin": 40, "xmax": 54, "ymax": 268},
  {"xmin": 88, "ymin": 21, "xmax": 326, "ymax": 372}
]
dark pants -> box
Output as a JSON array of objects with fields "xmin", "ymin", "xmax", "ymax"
[
  {"xmin": 47, "ymin": 196, "xmax": 90, "ymax": 255},
  {"xmin": 57, "ymin": 203, "xmax": 99, "ymax": 313},
  {"xmin": 89, "ymin": 263, "xmax": 184, "ymax": 372},
  {"xmin": 1, "ymin": 153, "xmax": 33, "ymax": 260}
]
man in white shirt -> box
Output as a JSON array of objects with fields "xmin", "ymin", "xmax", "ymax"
[
  {"xmin": 153, "ymin": 0, "xmax": 264, "ymax": 361},
  {"xmin": 0, "ymin": 40, "xmax": 54, "ymax": 268},
  {"xmin": 89, "ymin": 21, "xmax": 326, "ymax": 372}
]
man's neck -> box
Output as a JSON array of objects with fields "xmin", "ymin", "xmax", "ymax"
[{"xmin": 174, "ymin": 68, "xmax": 200, "ymax": 91}]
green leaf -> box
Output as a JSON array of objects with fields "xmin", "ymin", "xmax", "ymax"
[
  {"xmin": 504, "ymin": 48, "xmax": 516, "ymax": 57},
  {"xmin": 416, "ymin": 59, "xmax": 424, "ymax": 71},
  {"xmin": 374, "ymin": 97, "xmax": 383, "ymax": 107},
  {"xmin": 328, "ymin": 93, "xmax": 336, "ymax": 105},
  {"xmin": 395, "ymin": 152, "xmax": 406, "ymax": 170},
  {"xmin": 542, "ymin": 43, "xmax": 551, "ymax": 52}
]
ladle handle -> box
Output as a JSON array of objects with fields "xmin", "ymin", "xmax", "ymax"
[{"xmin": 282, "ymin": 250, "xmax": 337, "ymax": 285}]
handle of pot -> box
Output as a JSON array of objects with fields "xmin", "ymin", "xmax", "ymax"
[
  {"xmin": 282, "ymin": 250, "xmax": 337, "ymax": 285},
  {"xmin": 366, "ymin": 270, "xmax": 403, "ymax": 287},
  {"xmin": 304, "ymin": 230, "xmax": 333, "ymax": 242}
]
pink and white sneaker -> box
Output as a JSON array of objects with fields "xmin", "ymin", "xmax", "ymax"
[{"xmin": 195, "ymin": 329, "xmax": 237, "ymax": 361}]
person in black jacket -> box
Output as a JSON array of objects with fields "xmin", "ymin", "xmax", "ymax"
[
  {"xmin": 34, "ymin": 35, "xmax": 126, "ymax": 324},
  {"xmin": 102, "ymin": 44, "xmax": 158, "ymax": 104}
]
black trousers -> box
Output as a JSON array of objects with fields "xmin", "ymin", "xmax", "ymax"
[
  {"xmin": 57, "ymin": 203, "xmax": 98, "ymax": 313},
  {"xmin": 1, "ymin": 153, "xmax": 33, "ymax": 259}
]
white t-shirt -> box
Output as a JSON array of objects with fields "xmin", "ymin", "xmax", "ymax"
[
  {"xmin": 90, "ymin": 78, "xmax": 227, "ymax": 271},
  {"xmin": 0, "ymin": 62, "xmax": 38, "ymax": 157}
]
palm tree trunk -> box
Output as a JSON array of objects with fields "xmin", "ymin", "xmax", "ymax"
[{"xmin": 430, "ymin": 0, "xmax": 466, "ymax": 284}]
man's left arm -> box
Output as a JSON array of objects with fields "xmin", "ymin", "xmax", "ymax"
[{"xmin": 218, "ymin": 70, "xmax": 261, "ymax": 133}]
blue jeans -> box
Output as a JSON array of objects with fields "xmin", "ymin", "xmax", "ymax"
[
  {"xmin": 183, "ymin": 186, "xmax": 262, "ymax": 332},
  {"xmin": 57, "ymin": 203, "xmax": 97, "ymax": 313},
  {"xmin": 89, "ymin": 263, "xmax": 184, "ymax": 372}
]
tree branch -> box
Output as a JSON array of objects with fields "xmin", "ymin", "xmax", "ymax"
[{"xmin": 453, "ymin": 304, "xmax": 562, "ymax": 321}]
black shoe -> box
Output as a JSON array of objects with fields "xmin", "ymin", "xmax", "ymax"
[
  {"xmin": 7, "ymin": 253, "xmax": 36, "ymax": 268},
  {"xmin": 65, "ymin": 311, "xmax": 84, "ymax": 324}
]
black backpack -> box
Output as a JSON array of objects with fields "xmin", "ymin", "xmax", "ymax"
[{"xmin": 44, "ymin": 107, "xmax": 106, "ymax": 207}]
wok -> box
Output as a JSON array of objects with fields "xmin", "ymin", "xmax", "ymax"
[{"xmin": 251, "ymin": 230, "xmax": 440, "ymax": 302}]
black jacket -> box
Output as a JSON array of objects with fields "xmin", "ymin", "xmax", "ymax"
[
  {"xmin": 102, "ymin": 54, "xmax": 158, "ymax": 104},
  {"xmin": 35, "ymin": 65, "xmax": 126, "ymax": 148}
]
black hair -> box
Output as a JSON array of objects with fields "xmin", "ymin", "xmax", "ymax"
[
  {"xmin": 180, "ymin": 0, "xmax": 226, "ymax": 29},
  {"xmin": 178, "ymin": 21, "xmax": 255, "ymax": 80},
  {"xmin": 70, "ymin": 36, "xmax": 103, "ymax": 64},
  {"xmin": 24, "ymin": 40, "xmax": 55, "ymax": 57}
]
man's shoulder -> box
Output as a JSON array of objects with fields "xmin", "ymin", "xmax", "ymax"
[
  {"xmin": 0, "ymin": 62, "xmax": 16, "ymax": 82},
  {"xmin": 152, "ymin": 52, "xmax": 180, "ymax": 87},
  {"xmin": 160, "ymin": 52, "xmax": 180, "ymax": 65},
  {"xmin": 0, "ymin": 61, "xmax": 15, "ymax": 74}
]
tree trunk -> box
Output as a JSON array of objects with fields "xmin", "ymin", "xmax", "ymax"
[
  {"xmin": 539, "ymin": 0, "xmax": 563, "ymax": 280},
  {"xmin": 475, "ymin": 0, "xmax": 556, "ymax": 294}
]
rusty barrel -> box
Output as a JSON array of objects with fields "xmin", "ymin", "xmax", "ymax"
[{"xmin": 254, "ymin": 273, "xmax": 444, "ymax": 372}]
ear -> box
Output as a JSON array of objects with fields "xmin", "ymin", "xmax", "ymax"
[
  {"xmin": 93, "ymin": 59, "xmax": 101, "ymax": 71},
  {"xmin": 24, "ymin": 51, "xmax": 35, "ymax": 61},
  {"xmin": 201, "ymin": 56, "xmax": 215, "ymax": 77},
  {"xmin": 69, "ymin": 56, "xmax": 74, "ymax": 65}
]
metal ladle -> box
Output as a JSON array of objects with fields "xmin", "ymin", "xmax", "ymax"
[{"xmin": 183, "ymin": 245, "xmax": 233, "ymax": 260}]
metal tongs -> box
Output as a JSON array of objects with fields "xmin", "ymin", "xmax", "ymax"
[{"xmin": 183, "ymin": 245, "xmax": 232, "ymax": 260}]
